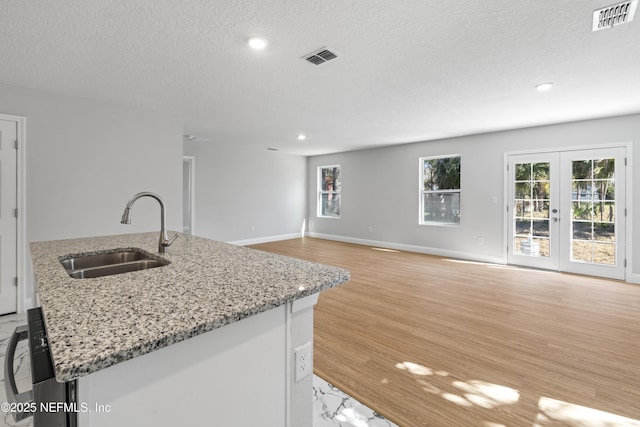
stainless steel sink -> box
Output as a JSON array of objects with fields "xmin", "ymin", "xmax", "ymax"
[
  {"xmin": 59, "ymin": 248, "xmax": 170, "ymax": 279},
  {"xmin": 60, "ymin": 250, "xmax": 151, "ymax": 270}
]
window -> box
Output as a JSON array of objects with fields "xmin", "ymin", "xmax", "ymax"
[
  {"xmin": 420, "ymin": 155, "xmax": 461, "ymax": 225},
  {"xmin": 318, "ymin": 165, "xmax": 341, "ymax": 218}
]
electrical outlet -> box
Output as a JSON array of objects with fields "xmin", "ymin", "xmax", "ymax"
[
  {"xmin": 368, "ymin": 226, "xmax": 373, "ymax": 233},
  {"xmin": 478, "ymin": 237, "xmax": 485, "ymax": 245},
  {"xmin": 295, "ymin": 342, "xmax": 312, "ymax": 382},
  {"xmin": 250, "ymin": 225, "xmax": 256, "ymax": 232}
]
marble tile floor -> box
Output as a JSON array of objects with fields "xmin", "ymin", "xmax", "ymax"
[
  {"xmin": 1, "ymin": 313, "xmax": 397, "ymax": 427},
  {"xmin": 313, "ymin": 376, "xmax": 399, "ymax": 427},
  {"xmin": 1, "ymin": 313, "xmax": 31, "ymax": 427}
]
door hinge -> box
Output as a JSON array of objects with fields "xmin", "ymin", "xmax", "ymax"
[
  {"xmin": 14, "ymin": 208, "xmax": 18, "ymax": 218},
  {"xmin": 506, "ymin": 164, "xmax": 509, "ymax": 171},
  {"xmin": 625, "ymin": 208, "xmax": 627, "ymax": 217},
  {"xmin": 14, "ymin": 140, "xmax": 18, "ymax": 150},
  {"xmin": 624, "ymin": 259, "xmax": 627, "ymax": 268},
  {"xmin": 625, "ymin": 157, "xmax": 627, "ymax": 166},
  {"xmin": 13, "ymin": 277, "xmax": 18, "ymax": 287}
]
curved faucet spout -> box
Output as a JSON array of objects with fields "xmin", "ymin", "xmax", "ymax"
[{"xmin": 120, "ymin": 192, "xmax": 179, "ymax": 253}]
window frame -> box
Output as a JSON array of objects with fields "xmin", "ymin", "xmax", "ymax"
[
  {"xmin": 419, "ymin": 155, "xmax": 461, "ymax": 226},
  {"xmin": 317, "ymin": 164, "xmax": 341, "ymax": 219}
]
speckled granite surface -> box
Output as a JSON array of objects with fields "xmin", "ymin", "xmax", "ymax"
[{"xmin": 30, "ymin": 232, "xmax": 350, "ymax": 382}]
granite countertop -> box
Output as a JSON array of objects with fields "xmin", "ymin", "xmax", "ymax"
[{"xmin": 30, "ymin": 232, "xmax": 350, "ymax": 382}]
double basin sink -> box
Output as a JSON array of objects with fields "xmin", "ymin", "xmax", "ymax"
[{"xmin": 60, "ymin": 248, "xmax": 170, "ymax": 279}]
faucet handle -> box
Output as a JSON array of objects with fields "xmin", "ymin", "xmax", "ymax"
[
  {"xmin": 159, "ymin": 233, "xmax": 179, "ymax": 254},
  {"xmin": 165, "ymin": 233, "xmax": 179, "ymax": 247}
]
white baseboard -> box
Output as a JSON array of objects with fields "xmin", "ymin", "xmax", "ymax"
[
  {"xmin": 627, "ymin": 272, "xmax": 640, "ymax": 285},
  {"xmin": 307, "ymin": 232, "xmax": 506, "ymax": 265},
  {"xmin": 228, "ymin": 233, "xmax": 303, "ymax": 247}
]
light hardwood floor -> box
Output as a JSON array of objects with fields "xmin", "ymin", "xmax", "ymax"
[{"xmin": 250, "ymin": 238, "xmax": 640, "ymax": 427}]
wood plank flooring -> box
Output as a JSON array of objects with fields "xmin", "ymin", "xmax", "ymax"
[{"xmin": 250, "ymin": 238, "xmax": 640, "ymax": 427}]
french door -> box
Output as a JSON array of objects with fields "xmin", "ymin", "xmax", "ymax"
[{"xmin": 507, "ymin": 147, "xmax": 626, "ymax": 280}]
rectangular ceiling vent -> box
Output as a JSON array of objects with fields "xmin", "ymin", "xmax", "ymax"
[
  {"xmin": 592, "ymin": 0, "xmax": 638, "ymax": 31},
  {"xmin": 303, "ymin": 47, "xmax": 338, "ymax": 65}
]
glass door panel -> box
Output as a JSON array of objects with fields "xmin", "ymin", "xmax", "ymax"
[
  {"xmin": 560, "ymin": 148, "xmax": 625, "ymax": 279},
  {"xmin": 508, "ymin": 153, "xmax": 559, "ymax": 270},
  {"xmin": 513, "ymin": 162, "xmax": 551, "ymax": 257},
  {"xmin": 570, "ymin": 158, "xmax": 616, "ymax": 265}
]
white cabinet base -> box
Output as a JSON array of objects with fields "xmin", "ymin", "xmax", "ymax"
[{"xmin": 77, "ymin": 295, "xmax": 317, "ymax": 427}]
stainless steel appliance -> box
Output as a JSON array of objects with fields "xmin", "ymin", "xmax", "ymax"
[{"xmin": 4, "ymin": 307, "xmax": 78, "ymax": 426}]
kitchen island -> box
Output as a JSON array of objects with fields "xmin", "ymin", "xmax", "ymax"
[{"xmin": 30, "ymin": 232, "xmax": 350, "ymax": 426}]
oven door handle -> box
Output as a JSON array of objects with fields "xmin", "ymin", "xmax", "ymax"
[{"xmin": 3, "ymin": 324, "xmax": 34, "ymax": 422}]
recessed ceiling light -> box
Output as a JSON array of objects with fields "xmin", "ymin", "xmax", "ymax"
[
  {"xmin": 535, "ymin": 82, "xmax": 554, "ymax": 92},
  {"xmin": 247, "ymin": 37, "xmax": 268, "ymax": 50},
  {"xmin": 297, "ymin": 134, "xmax": 306, "ymax": 141}
]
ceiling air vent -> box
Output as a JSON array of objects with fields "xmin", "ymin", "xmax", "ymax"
[
  {"xmin": 593, "ymin": 0, "xmax": 638, "ymax": 31},
  {"xmin": 303, "ymin": 47, "xmax": 338, "ymax": 65}
]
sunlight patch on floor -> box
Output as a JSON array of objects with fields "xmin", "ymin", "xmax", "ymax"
[
  {"xmin": 536, "ymin": 397, "xmax": 640, "ymax": 427},
  {"xmin": 395, "ymin": 361, "xmax": 433, "ymax": 376},
  {"xmin": 453, "ymin": 380, "xmax": 520, "ymax": 408},
  {"xmin": 370, "ymin": 247, "xmax": 400, "ymax": 253},
  {"xmin": 395, "ymin": 360, "xmax": 640, "ymax": 427},
  {"xmin": 396, "ymin": 361, "xmax": 520, "ymax": 411},
  {"xmin": 443, "ymin": 258, "xmax": 492, "ymax": 266},
  {"xmin": 442, "ymin": 257, "xmax": 555, "ymax": 273},
  {"xmin": 441, "ymin": 392, "xmax": 474, "ymax": 407}
]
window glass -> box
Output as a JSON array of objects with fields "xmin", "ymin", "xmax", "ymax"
[
  {"xmin": 420, "ymin": 156, "xmax": 461, "ymax": 225},
  {"xmin": 318, "ymin": 166, "xmax": 341, "ymax": 218}
]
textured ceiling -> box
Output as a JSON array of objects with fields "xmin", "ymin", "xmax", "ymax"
[{"xmin": 1, "ymin": 0, "xmax": 639, "ymax": 155}]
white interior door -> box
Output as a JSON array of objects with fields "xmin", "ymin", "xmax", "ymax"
[
  {"xmin": 508, "ymin": 147, "xmax": 626, "ymax": 280},
  {"xmin": 0, "ymin": 119, "xmax": 18, "ymax": 314}
]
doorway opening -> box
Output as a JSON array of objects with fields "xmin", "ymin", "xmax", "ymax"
[{"xmin": 183, "ymin": 156, "xmax": 195, "ymax": 236}]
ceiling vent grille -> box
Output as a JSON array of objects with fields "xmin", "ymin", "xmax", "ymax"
[
  {"xmin": 593, "ymin": 0, "xmax": 638, "ymax": 31},
  {"xmin": 303, "ymin": 47, "xmax": 338, "ymax": 65}
]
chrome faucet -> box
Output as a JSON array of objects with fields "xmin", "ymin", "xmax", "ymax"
[{"xmin": 121, "ymin": 192, "xmax": 179, "ymax": 253}]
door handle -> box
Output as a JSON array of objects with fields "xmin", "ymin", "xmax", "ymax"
[
  {"xmin": 3, "ymin": 325, "xmax": 34, "ymax": 422},
  {"xmin": 552, "ymin": 217, "xmax": 559, "ymax": 222}
]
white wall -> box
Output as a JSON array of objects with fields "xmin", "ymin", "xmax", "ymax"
[
  {"xmin": 0, "ymin": 83, "xmax": 183, "ymax": 307},
  {"xmin": 183, "ymin": 142, "xmax": 307, "ymax": 244},
  {"xmin": 308, "ymin": 114, "xmax": 640, "ymax": 278}
]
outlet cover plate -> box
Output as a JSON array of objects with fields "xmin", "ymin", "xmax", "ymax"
[{"xmin": 294, "ymin": 342, "xmax": 312, "ymax": 382}]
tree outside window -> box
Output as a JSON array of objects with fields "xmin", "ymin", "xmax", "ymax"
[
  {"xmin": 318, "ymin": 165, "xmax": 341, "ymax": 218},
  {"xmin": 420, "ymin": 156, "xmax": 461, "ymax": 225}
]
